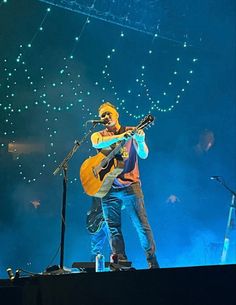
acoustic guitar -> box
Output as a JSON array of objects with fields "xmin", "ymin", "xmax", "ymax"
[{"xmin": 80, "ymin": 114, "xmax": 155, "ymax": 198}]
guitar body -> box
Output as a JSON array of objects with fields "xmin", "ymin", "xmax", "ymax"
[{"xmin": 80, "ymin": 151, "xmax": 124, "ymax": 198}]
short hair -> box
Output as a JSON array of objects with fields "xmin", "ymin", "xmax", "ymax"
[{"xmin": 98, "ymin": 102, "xmax": 117, "ymax": 113}]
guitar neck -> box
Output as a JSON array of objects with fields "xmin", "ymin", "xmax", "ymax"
[{"xmin": 100, "ymin": 139, "xmax": 126, "ymax": 167}]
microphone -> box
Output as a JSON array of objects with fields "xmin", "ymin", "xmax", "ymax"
[
  {"xmin": 86, "ymin": 118, "xmax": 108, "ymax": 125},
  {"xmin": 210, "ymin": 176, "xmax": 221, "ymax": 180}
]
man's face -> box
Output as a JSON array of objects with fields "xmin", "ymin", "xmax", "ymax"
[{"xmin": 99, "ymin": 106, "xmax": 119, "ymax": 127}]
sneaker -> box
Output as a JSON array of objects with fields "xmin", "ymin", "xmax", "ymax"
[
  {"xmin": 147, "ymin": 255, "xmax": 160, "ymax": 269},
  {"xmin": 148, "ymin": 261, "xmax": 160, "ymax": 269}
]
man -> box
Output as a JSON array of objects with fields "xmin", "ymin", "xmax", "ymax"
[{"xmin": 90, "ymin": 102, "xmax": 159, "ymax": 268}]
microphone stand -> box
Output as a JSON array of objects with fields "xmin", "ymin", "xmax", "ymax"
[
  {"xmin": 49, "ymin": 122, "xmax": 99, "ymax": 274},
  {"xmin": 212, "ymin": 177, "xmax": 236, "ymax": 264}
]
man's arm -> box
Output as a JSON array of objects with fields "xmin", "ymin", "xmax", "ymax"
[
  {"xmin": 91, "ymin": 132, "xmax": 125, "ymax": 149},
  {"xmin": 91, "ymin": 129, "xmax": 149, "ymax": 158},
  {"xmin": 133, "ymin": 130, "xmax": 149, "ymax": 159}
]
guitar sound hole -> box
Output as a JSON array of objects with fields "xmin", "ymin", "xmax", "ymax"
[
  {"xmin": 99, "ymin": 159, "xmax": 114, "ymax": 180},
  {"xmin": 101, "ymin": 161, "xmax": 109, "ymax": 170}
]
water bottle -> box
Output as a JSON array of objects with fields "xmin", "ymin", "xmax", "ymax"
[{"xmin": 95, "ymin": 254, "xmax": 105, "ymax": 272}]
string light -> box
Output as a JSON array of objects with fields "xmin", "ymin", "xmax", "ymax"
[
  {"xmin": 0, "ymin": 0, "xmax": 8, "ymax": 7},
  {"xmin": 1, "ymin": 19, "xmax": 95, "ymax": 184},
  {"xmin": 0, "ymin": 2, "xmax": 199, "ymax": 184},
  {"xmin": 98, "ymin": 31, "xmax": 198, "ymax": 118}
]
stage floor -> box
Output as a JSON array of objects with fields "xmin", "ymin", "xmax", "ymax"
[{"xmin": 0, "ymin": 264, "xmax": 235, "ymax": 305}]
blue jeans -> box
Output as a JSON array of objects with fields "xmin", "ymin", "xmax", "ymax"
[
  {"xmin": 101, "ymin": 182, "xmax": 159, "ymax": 267},
  {"xmin": 90, "ymin": 223, "xmax": 109, "ymax": 261}
]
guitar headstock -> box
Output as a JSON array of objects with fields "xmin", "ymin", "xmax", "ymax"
[{"xmin": 137, "ymin": 114, "xmax": 155, "ymax": 130}]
